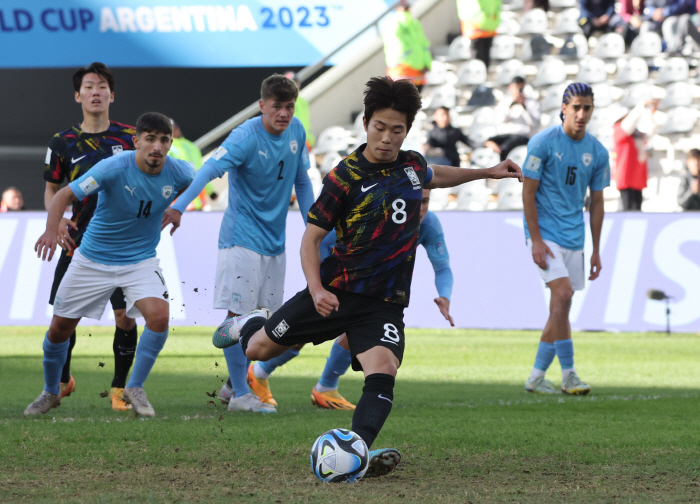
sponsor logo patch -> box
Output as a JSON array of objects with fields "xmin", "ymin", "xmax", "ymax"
[
  {"xmin": 212, "ymin": 146, "xmax": 228, "ymax": 160},
  {"xmin": 290, "ymin": 140, "xmax": 298, "ymax": 154},
  {"xmin": 112, "ymin": 145, "xmax": 124, "ymax": 155},
  {"xmin": 162, "ymin": 185, "xmax": 173, "ymax": 199},
  {"xmin": 525, "ymin": 155, "xmax": 541, "ymax": 173},
  {"xmin": 582, "ymin": 153, "xmax": 592, "ymax": 166},
  {"xmin": 272, "ymin": 320, "xmax": 289, "ymax": 338},
  {"xmin": 79, "ymin": 176, "xmax": 99, "ymax": 195},
  {"xmin": 404, "ymin": 167, "xmax": 421, "ymax": 189}
]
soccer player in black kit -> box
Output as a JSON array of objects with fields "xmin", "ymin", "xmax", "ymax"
[
  {"xmin": 44, "ymin": 62, "xmax": 139, "ymax": 411},
  {"xmin": 210, "ymin": 77, "xmax": 523, "ymax": 477}
]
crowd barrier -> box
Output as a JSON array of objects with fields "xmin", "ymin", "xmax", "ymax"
[{"xmin": 1, "ymin": 211, "xmax": 698, "ymax": 332}]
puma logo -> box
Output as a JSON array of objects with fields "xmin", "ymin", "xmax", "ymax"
[
  {"xmin": 259, "ymin": 150, "xmax": 268, "ymax": 159},
  {"xmin": 124, "ymin": 185, "xmax": 136, "ymax": 196},
  {"xmin": 554, "ymin": 152, "xmax": 563, "ymax": 162}
]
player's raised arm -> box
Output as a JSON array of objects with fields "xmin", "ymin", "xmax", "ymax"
[
  {"xmin": 300, "ymin": 223, "xmax": 338, "ymax": 317},
  {"xmin": 35, "ymin": 186, "xmax": 77, "ymax": 261},
  {"xmin": 425, "ymin": 159, "xmax": 523, "ymax": 189},
  {"xmin": 163, "ymin": 161, "xmax": 225, "ymax": 233}
]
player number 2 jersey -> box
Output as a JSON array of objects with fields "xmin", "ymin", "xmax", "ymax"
[{"xmin": 308, "ymin": 146, "xmax": 431, "ymax": 306}]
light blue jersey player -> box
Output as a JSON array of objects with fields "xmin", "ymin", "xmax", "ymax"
[
  {"xmin": 246, "ymin": 188, "xmax": 456, "ymax": 410},
  {"xmin": 163, "ymin": 75, "xmax": 314, "ymax": 414},
  {"xmin": 522, "ymin": 83, "xmax": 609, "ymax": 396},
  {"xmin": 27, "ymin": 113, "xmax": 194, "ymax": 418}
]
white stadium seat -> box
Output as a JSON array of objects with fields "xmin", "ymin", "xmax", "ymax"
[
  {"xmin": 615, "ymin": 57, "xmax": 649, "ymax": 84},
  {"xmin": 456, "ymin": 182, "xmax": 490, "ymax": 211},
  {"xmin": 520, "ymin": 35, "xmax": 553, "ymax": 61},
  {"xmin": 469, "ymin": 147, "xmax": 501, "ymax": 168},
  {"xmin": 590, "ymin": 82, "xmax": 617, "ymax": 108},
  {"xmin": 541, "ymin": 82, "xmax": 570, "ymax": 112},
  {"xmin": 533, "ymin": 59, "xmax": 567, "ymax": 87},
  {"xmin": 314, "ymin": 126, "xmax": 351, "ymax": 154},
  {"xmin": 498, "ymin": 12, "xmax": 521, "ymax": 35},
  {"xmin": 425, "ymin": 84, "xmax": 457, "ymax": 110},
  {"xmin": 552, "ymin": 8, "xmax": 583, "ymax": 35},
  {"xmin": 319, "ymin": 151, "xmax": 342, "ymax": 177},
  {"xmin": 517, "ymin": 9, "xmax": 548, "ymax": 36},
  {"xmin": 444, "ymin": 36, "xmax": 472, "ymax": 62},
  {"xmin": 550, "ymin": 0, "xmax": 578, "ymax": 8},
  {"xmin": 594, "ymin": 32, "xmax": 626, "ymax": 59},
  {"xmin": 658, "ymin": 107, "xmax": 700, "ymax": 134},
  {"xmin": 630, "ymin": 31, "xmax": 663, "ymax": 58},
  {"xmin": 456, "ymin": 59, "xmax": 488, "ymax": 87},
  {"xmin": 620, "ymin": 83, "xmax": 654, "ymax": 108},
  {"xmin": 576, "ymin": 57, "xmax": 607, "ymax": 84},
  {"xmin": 658, "ymin": 82, "xmax": 694, "ymax": 110},
  {"xmin": 496, "ymin": 181, "xmax": 524, "ymax": 210},
  {"xmin": 424, "ymin": 60, "xmax": 449, "ymax": 86},
  {"xmin": 506, "ymin": 144, "xmax": 528, "ymax": 168},
  {"xmin": 490, "ymin": 35, "xmax": 517, "ymax": 61},
  {"xmin": 655, "ymin": 57, "xmax": 689, "ymax": 85},
  {"xmin": 559, "ymin": 34, "xmax": 588, "ymax": 59},
  {"xmin": 495, "ymin": 59, "xmax": 526, "ymax": 87}
]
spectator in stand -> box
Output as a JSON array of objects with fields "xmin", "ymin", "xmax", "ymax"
[
  {"xmin": 169, "ymin": 119, "xmax": 217, "ymax": 211},
  {"xmin": 613, "ymin": 101, "xmax": 657, "ymax": 211},
  {"xmin": 285, "ymin": 71, "xmax": 316, "ymax": 151},
  {"xmin": 485, "ymin": 77, "xmax": 541, "ymax": 161},
  {"xmin": 642, "ymin": 0, "xmax": 696, "ymax": 34},
  {"xmin": 1, "ymin": 186, "xmax": 24, "ymax": 212},
  {"xmin": 457, "ymin": 0, "xmax": 502, "ymax": 69},
  {"xmin": 617, "ymin": 0, "xmax": 645, "ymax": 47},
  {"xmin": 579, "ymin": 0, "xmax": 619, "ymax": 39},
  {"xmin": 661, "ymin": 0, "xmax": 700, "ymax": 52},
  {"xmin": 678, "ymin": 149, "xmax": 700, "ymax": 210},
  {"xmin": 524, "ymin": 0, "xmax": 549, "ymax": 11},
  {"xmin": 423, "ymin": 107, "xmax": 472, "ymax": 167},
  {"xmin": 383, "ymin": 0, "xmax": 432, "ymax": 90}
]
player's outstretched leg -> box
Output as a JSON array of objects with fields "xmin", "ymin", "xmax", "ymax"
[
  {"xmin": 525, "ymin": 341, "xmax": 558, "ymax": 394},
  {"xmin": 213, "ymin": 308, "xmax": 272, "ymax": 348},
  {"xmin": 59, "ymin": 331, "xmax": 77, "ymax": 400},
  {"xmin": 556, "ymin": 339, "xmax": 590, "ymax": 395},
  {"xmin": 122, "ymin": 324, "xmax": 168, "ymax": 417},
  {"xmin": 312, "ymin": 339, "xmax": 355, "ymax": 410},
  {"xmin": 110, "ymin": 322, "xmax": 138, "ymax": 411},
  {"xmin": 25, "ymin": 332, "xmax": 71, "ymax": 416}
]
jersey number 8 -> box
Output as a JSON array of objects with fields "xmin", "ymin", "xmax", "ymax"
[{"xmin": 391, "ymin": 199, "xmax": 407, "ymax": 224}]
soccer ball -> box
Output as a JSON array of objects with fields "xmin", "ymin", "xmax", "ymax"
[{"xmin": 310, "ymin": 428, "xmax": 369, "ymax": 483}]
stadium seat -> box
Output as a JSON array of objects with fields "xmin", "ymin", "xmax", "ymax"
[
  {"xmin": 498, "ymin": 12, "xmax": 522, "ymax": 36},
  {"xmin": 550, "ymin": 0, "xmax": 578, "ymax": 8},
  {"xmin": 559, "ymin": 34, "xmax": 588, "ymax": 59},
  {"xmin": 533, "ymin": 59, "xmax": 567, "ymax": 87},
  {"xmin": 469, "ymin": 147, "xmax": 501, "ymax": 168},
  {"xmin": 319, "ymin": 151, "xmax": 342, "ymax": 177},
  {"xmin": 424, "ymin": 60, "xmax": 450, "ymax": 86},
  {"xmin": 425, "ymin": 84, "xmax": 458, "ymax": 109},
  {"xmin": 520, "ymin": 35, "xmax": 553, "ymax": 61},
  {"xmin": 444, "ymin": 36, "xmax": 472, "ymax": 62},
  {"xmin": 517, "ymin": 9, "xmax": 548, "ymax": 36},
  {"xmin": 552, "ymin": 8, "xmax": 583, "ymax": 35},
  {"xmin": 456, "ymin": 60, "xmax": 488, "ymax": 87},
  {"xmin": 495, "ymin": 59, "xmax": 526, "ymax": 87},
  {"xmin": 630, "ymin": 31, "xmax": 663, "ymax": 58},
  {"xmin": 658, "ymin": 82, "xmax": 694, "ymax": 110},
  {"xmin": 455, "ymin": 182, "xmax": 490, "ymax": 211},
  {"xmin": 614, "ymin": 57, "xmax": 649, "ymax": 84},
  {"xmin": 351, "ymin": 112, "xmax": 365, "ymax": 135},
  {"xmin": 501, "ymin": 0, "xmax": 525, "ymax": 11},
  {"xmin": 428, "ymin": 188, "xmax": 450, "ymax": 211},
  {"xmin": 541, "ymin": 82, "xmax": 570, "ymax": 112},
  {"xmin": 593, "ymin": 32, "xmax": 626, "ymax": 59},
  {"xmin": 655, "ymin": 57, "xmax": 689, "ymax": 85},
  {"xmin": 490, "ymin": 35, "xmax": 517, "ymax": 61},
  {"xmin": 620, "ymin": 83, "xmax": 655, "ymax": 108},
  {"xmin": 466, "ymin": 85, "xmax": 496, "ymax": 108},
  {"xmin": 586, "ymin": 122, "xmax": 614, "ymax": 150},
  {"xmin": 314, "ymin": 126, "xmax": 352, "ymax": 155},
  {"xmin": 496, "ymin": 181, "xmax": 524, "ymax": 210},
  {"xmin": 576, "ymin": 57, "xmax": 607, "ymax": 84},
  {"xmin": 506, "ymin": 144, "xmax": 528, "ymax": 168},
  {"xmin": 658, "ymin": 107, "xmax": 699, "ymax": 134},
  {"xmin": 590, "ymin": 82, "xmax": 618, "ymax": 108}
]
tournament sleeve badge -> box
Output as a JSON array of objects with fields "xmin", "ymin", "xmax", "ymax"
[
  {"xmin": 79, "ymin": 176, "xmax": 99, "ymax": 195},
  {"xmin": 525, "ymin": 155, "xmax": 541, "ymax": 173},
  {"xmin": 212, "ymin": 146, "xmax": 228, "ymax": 160}
]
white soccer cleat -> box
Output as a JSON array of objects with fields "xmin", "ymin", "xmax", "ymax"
[
  {"xmin": 24, "ymin": 391, "xmax": 61, "ymax": 416},
  {"xmin": 561, "ymin": 371, "xmax": 591, "ymax": 395},
  {"xmin": 122, "ymin": 387, "xmax": 156, "ymax": 417},
  {"xmin": 228, "ymin": 393, "xmax": 277, "ymax": 413},
  {"xmin": 212, "ymin": 308, "xmax": 272, "ymax": 349},
  {"xmin": 218, "ymin": 382, "xmax": 233, "ymax": 405}
]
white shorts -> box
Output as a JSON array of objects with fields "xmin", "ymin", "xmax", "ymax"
[
  {"xmin": 53, "ymin": 249, "xmax": 169, "ymax": 320},
  {"xmin": 214, "ymin": 246, "xmax": 285, "ymax": 314},
  {"xmin": 527, "ymin": 239, "xmax": 585, "ymax": 291}
]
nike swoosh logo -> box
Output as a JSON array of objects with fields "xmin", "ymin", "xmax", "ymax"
[
  {"xmin": 378, "ymin": 394, "xmax": 393, "ymax": 404},
  {"xmin": 361, "ymin": 183, "xmax": 378, "ymax": 192},
  {"xmin": 71, "ymin": 155, "xmax": 87, "ymax": 163}
]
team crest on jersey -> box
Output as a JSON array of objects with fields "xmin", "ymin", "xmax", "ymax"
[
  {"xmin": 290, "ymin": 140, "xmax": 298, "ymax": 154},
  {"xmin": 112, "ymin": 145, "xmax": 123, "ymax": 155},
  {"xmin": 582, "ymin": 153, "xmax": 592, "ymax": 166},
  {"xmin": 404, "ymin": 167, "xmax": 421, "ymax": 189},
  {"xmin": 162, "ymin": 185, "xmax": 174, "ymax": 199},
  {"xmin": 272, "ymin": 320, "xmax": 289, "ymax": 338}
]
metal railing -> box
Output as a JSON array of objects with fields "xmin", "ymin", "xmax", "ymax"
[{"xmin": 192, "ymin": 0, "xmax": 403, "ymax": 152}]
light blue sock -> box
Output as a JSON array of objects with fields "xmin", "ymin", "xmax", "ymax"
[
  {"xmin": 554, "ymin": 339, "xmax": 574, "ymax": 369},
  {"xmin": 259, "ymin": 348, "xmax": 300, "ymax": 376},
  {"xmin": 223, "ymin": 344, "xmax": 250, "ymax": 397},
  {"xmin": 318, "ymin": 340, "xmax": 352, "ymax": 389},
  {"xmin": 43, "ymin": 333, "xmax": 70, "ymax": 395},
  {"xmin": 126, "ymin": 325, "xmax": 168, "ymax": 389},
  {"xmin": 533, "ymin": 341, "xmax": 556, "ymax": 371}
]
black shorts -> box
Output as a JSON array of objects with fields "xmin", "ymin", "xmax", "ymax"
[
  {"xmin": 264, "ymin": 286, "xmax": 405, "ymax": 372},
  {"xmin": 49, "ymin": 249, "xmax": 127, "ymax": 310}
]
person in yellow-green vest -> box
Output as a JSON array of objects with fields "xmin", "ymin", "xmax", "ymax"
[
  {"xmin": 169, "ymin": 120, "xmax": 217, "ymax": 210},
  {"xmin": 458, "ymin": 0, "xmax": 502, "ymax": 68},
  {"xmin": 382, "ymin": 0, "xmax": 432, "ymax": 90},
  {"xmin": 285, "ymin": 72, "xmax": 316, "ymax": 152}
]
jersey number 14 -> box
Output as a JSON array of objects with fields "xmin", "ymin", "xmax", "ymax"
[{"xmin": 137, "ymin": 200, "xmax": 152, "ymax": 218}]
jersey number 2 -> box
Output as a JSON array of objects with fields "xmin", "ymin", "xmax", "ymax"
[
  {"xmin": 277, "ymin": 160, "xmax": 284, "ymax": 180},
  {"xmin": 137, "ymin": 200, "xmax": 152, "ymax": 218}
]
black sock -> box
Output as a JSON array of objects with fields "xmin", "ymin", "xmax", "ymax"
[
  {"xmin": 111, "ymin": 325, "xmax": 138, "ymax": 388},
  {"xmin": 60, "ymin": 331, "xmax": 77, "ymax": 383},
  {"xmin": 238, "ymin": 317, "xmax": 267, "ymax": 355},
  {"xmin": 351, "ymin": 373, "xmax": 395, "ymax": 449}
]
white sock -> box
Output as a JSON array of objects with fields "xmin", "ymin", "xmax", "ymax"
[
  {"xmin": 529, "ymin": 368, "xmax": 546, "ymax": 382},
  {"xmin": 315, "ymin": 383, "xmax": 337, "ymax": 393},
  {"xmin": 253, "ymin": 361, "xmax": 270, "ymax": 380},
  {"xmin": 562, "ymin": 367, "xmax": 576, "ymax": 382}
]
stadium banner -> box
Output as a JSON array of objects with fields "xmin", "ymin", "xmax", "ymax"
[
  {"xmin": 1, "ymin": 211, "xmax": 699, "ymax": 332},
  {"xmin": 0, "ymin": 0, "xmax": 392, "ymax": 68}
]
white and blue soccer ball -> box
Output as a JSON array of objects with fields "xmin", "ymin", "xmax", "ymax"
[{"xmin": 310, "ymin": 428, "xmax": 369, "ymax": 483}]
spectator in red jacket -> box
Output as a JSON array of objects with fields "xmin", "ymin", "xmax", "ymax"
[{"xmin": 617, "ymin": 0, "xmax": 645, "ymax": 46}]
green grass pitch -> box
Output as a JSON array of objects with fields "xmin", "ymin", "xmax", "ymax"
[{"xmin": 2, "ymin": 327, "xmax": 699, "ymax": 503}]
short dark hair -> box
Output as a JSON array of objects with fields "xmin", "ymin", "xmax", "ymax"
[
  {"xmin": 560, "ymin": 82, "xmax": 594, "ymax": 122},
  {"xmin": 135, "ymin": 112, "xmax": 173, "ymax": 136},
  {"xmin": 73, "ymin": 62, "xmax": 116, "ymax": 92},
  {"xmin": 437, "ymin": 106, "xmax": 451, "ymax": 113},
  {"xmin": 687, "ymin": 148, "xmax": 700, "ymax": 161},
  {"xmin": 261, "ymin": 74, "xmax": 299, "ymax": 101},
  {"xmin": 363, "ymin": 77, "xmax": 422, "ymax": 132},
  {"xmin": 511, "ymin": 76, "xmax": 526, "ymax": 85}
]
